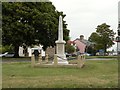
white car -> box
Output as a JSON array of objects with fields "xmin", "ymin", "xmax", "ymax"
[
  {"xmin": 84, "ymin": 53, "xmax": 90, "ymax": 56},
  {"xmin": 113, "ymin": 52, "xmax": 117, "ymax": 56},
  {"xmin": 0, "ymin": 52, "xmax": 8, "ymax": 57}
]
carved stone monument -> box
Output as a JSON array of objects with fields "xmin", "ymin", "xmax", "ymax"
[{"xmin": 55, "ymin": 15, "xmax": 68, "ymax": 64}]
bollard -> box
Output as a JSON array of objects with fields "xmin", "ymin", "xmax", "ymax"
[
  {"xmin": 82, "ymin": 55, "xmax": 85, "ymax": 66},
  {"xmin": 38, "ymin": 54, "xmax": 42, "ymax": 64},
  {"xmin": 53, "ymin": 54, "xmax": 58, "ymax": 66},
  {"xmin": 77, "ymin": 55, "xmax": 85, "ymax": 68},
  {"xmin": 77, "ymin": 55, "xmax": 81, "ymax": 67},
  {"xmin": 45, "ymin": 54, "xmax": 49, "ymax": 63},
  {"xmin": 80, "ymin": 55, "xmax": 85, "ymax": 68},
  {"xmin": 31, "ymin": 54, "xmax": 35, "ymax": 67},
  {"xmin": 77, "ymin": 55, "xmax": 82, "ymax": 68}
]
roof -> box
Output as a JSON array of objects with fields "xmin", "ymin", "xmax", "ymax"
[{"xmin": 74, "ymin": 38, "xmax": 92, "ymax": 46}]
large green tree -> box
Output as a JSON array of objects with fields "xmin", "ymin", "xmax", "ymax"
[
  {"xmin": 88, "ymin": 23, "xmax": 115, "ymax": 53},
  {"xmin": 2, "ymin": 2, "xmax": 69, "ymax": 57}
]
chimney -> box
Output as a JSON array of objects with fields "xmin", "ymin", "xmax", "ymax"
[{"xmin": 80, "ymin": 35, "xmax": 84, "ymax": 40}]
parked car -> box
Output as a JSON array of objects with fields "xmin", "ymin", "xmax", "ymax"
[
  {"xmin": 84, "ymin": 53, "xmax": 91, "ymax": 56},
  {"xmin": 65, "ymin": 53, "xmax": 72, "ymax": 57},
  {"xmin": 0, "ymin": 52, "xmax": 15, "ymax": 57},
  {"xmin": 71, "ymin": 53, "xmax": 77, "ymax": 57},
  {"xmin": 113, "ymin": 52, "xmax": 117, "ymax": 56},
  {"xmin": 0, "ymin": 52, "xmax": 8, "ymax": 57},
  {"xmin": 4, "ymin": 52, "xmax": 14, "ymax": 57}
]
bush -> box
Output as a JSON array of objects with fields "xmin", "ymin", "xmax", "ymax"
[
  {"xmin": 65, "ymin": 44, "xmax": 75, "ymax": 54},
  {"xmin": 0, "ymin": 45, "xmax": 14, "ymax": 53}
]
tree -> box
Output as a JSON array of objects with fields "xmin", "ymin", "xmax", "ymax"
[
  {"xmin": 2, "ymin": 2, "xmax": 36, "ymax": 57},
  {"xmin": 88, "ymin": 23, "xmax": 116, "ymax": 53},
  {"xmin": 86, "ymin": 44, "xmax": 96, "ymax": 56},
  {"xmin": 2, "ymin": 2, "xmax": 69, "ymax": 57},
  {"xmin": 65, "ymin": 44, "xmax": 75, "ymax": 54},
  {"xmin": 88, "ymin": 32, "xmax": 103, "ymax": 51}
]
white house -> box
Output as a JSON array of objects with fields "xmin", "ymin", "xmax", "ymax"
[{"xmin": 19, "ymin": 44, "xmax": 45, "ymax": 57}]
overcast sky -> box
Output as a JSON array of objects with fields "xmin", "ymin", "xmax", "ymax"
[{"xmin": 50, "ymin": 0, "xmax": 119, "ymax": 51}]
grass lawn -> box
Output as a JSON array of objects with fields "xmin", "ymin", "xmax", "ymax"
[
  {"xmin": 85, "ymin": 55, "xmax": 117, "ymax": 59},
  {"xmin": 2, "ymin": 59, "xmax": 118, "ymax": 88}
]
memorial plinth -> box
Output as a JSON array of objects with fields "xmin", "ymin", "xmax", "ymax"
[{"xmin": 54, "ymin": 15, "xmax": 68, "ymax": 64}]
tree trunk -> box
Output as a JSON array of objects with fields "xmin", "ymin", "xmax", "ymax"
[
  {"xmin": 13, "ymin": 45, "xmax": 19, "ymax": 58},
  {"xmin": 23, "ymin": 46, "xmax": 28, "ymax": 57},
  {"xmin": 104, "ymin": 44, "xmax": 107, "ymax": 55}
]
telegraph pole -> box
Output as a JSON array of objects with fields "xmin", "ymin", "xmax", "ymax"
[
  {"xmin": 117, "ymin": 1, "xmax": 120, "ymax": 88},
  {"xmin": 117, "ymin": 1, "xmax": 120, "ymax": 60}
]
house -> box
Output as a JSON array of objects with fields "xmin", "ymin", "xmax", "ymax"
[
  {"xmin": 69, "ymin": 35, "xmax": 92, "ymax": 54},
  {"xmin": 19, "ymin": 44, "xmax": 45, "ymax": 57}
]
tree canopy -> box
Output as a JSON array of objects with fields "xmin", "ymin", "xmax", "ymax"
[
  {"xmin": 2, "ymin": 2, "xmax": 70, "ymax": 57},
  {"xmin": 88, "ymin": 23, "xmax": 116, "ymax": 53}
]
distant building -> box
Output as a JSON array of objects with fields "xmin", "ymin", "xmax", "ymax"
[
  {"xmin": 67, "ymin": 35, "xmax": 95, "ymax": 55},
  {"xmin": 73, "ymin": 35, "xmax": 92, "ymax": 54},
  {"xmin": 19, "ymin": 44, "xmax": 45, "ymax": 57},
  {"xmin": 76, "ymin": 35, "xmax": 91, "ymax": 46},
  {"xmin": 19, "ymin": 45, "xmax": 55, "ymax": 58}
]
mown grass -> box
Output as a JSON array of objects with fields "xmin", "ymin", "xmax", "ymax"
[
  {"xmin": 85, "ymin": 55, "xmax": 117, "ymax": 59},
  {"xmin": 2, "ymin": 59, "xmax": 118, "ymax": 88},
  {"xmin": 1, "ymin": 55, "xmax": 117, "ymax": 61},
  {"xmin": 1, "ymin": 57, "xmax": 31, "ymax": 61}
]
